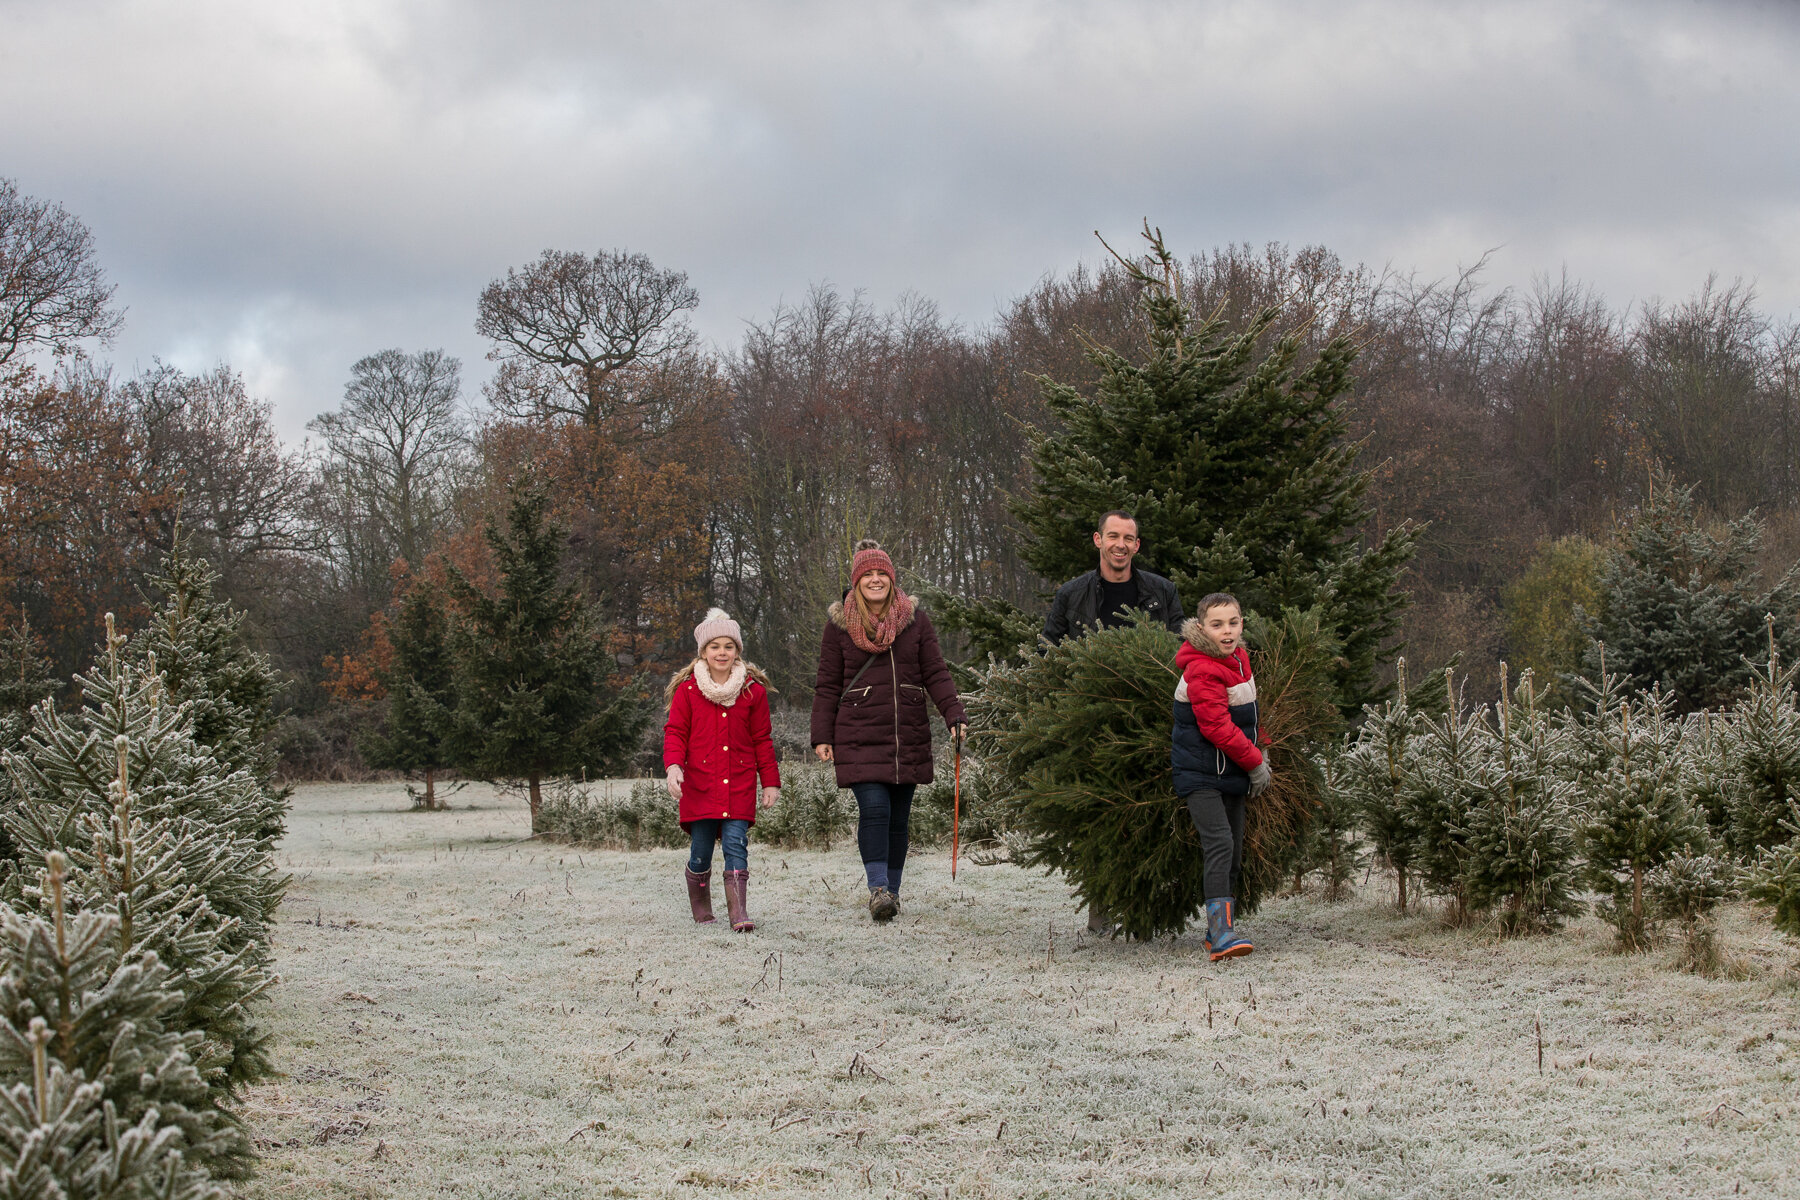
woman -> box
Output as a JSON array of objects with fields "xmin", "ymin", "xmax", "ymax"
[{"xmin": 811, "ymin": 539, "xmax": 966, "ymax": 922}]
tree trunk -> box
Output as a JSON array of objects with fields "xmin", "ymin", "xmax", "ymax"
[
  {"xmin": 1631, "ymin": 862, "xmax": 1644, "ymax": 923},
  {"xmin": 424, "ymin": 766, "xmax": 437, "ymax": 811},
  {"xmin": 1397, "ymin": 869, "xmax": 1408, "ymax": 912},
  {"xmin": 528, "ymin": 770, "xmax": 543, "ymax": 831}
]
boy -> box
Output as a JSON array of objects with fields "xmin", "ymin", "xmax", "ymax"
[{"xmin": 1172, "ymin": 593, "xmax": 1272, "ymax": 961}]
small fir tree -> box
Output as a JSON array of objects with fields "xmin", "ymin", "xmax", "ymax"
[
  {"xmin": 1461, "ymin": 666, "xmax": 1580, "ymax": 934},
  {"xmin": 1718, "ymin": 620, "xmax": 1800, "ymax": 858},
  {"xmin": 1309, "ymin": 760, "xmax": 1365, "ymax": 901},
  {"xmin": 1335, "ymin": 658, "xmax": 1425, "ymax": 910},
  {"xmin": 1007, "ymin": 224, "xmax": 1416, "ymax": 711},
  {"xmin": 1572, "ymin": 687, "xmax": 1701, "ymax": 950},
  {"xmin": 1647, "ymin": 845, "xmax": 1738, "ymax": 974},
  {"xmin": 1401, "ymin": 670, "xmax": 1485, "ymax": 923},
  {"xmin": 1747, "ymin": 801, "xmax": 1800, "ymax": 937},
  {"xmin": 445, "ymin": 483, "xmax": 645, "ymax": 828},
  {"xmin": 128, "ymin": 538, "xmax": 288, "ymax": 846},
  {"xmin": 1579, "ymin": 467, "xmax": 1800, "ymax": 713},
  {"xmin": 4, "ymin": 622, "xmax": 280, "ymax": 1099},
  {"xmin": 0, "ymin": 619, "xmax": 56, "ymax": 745},
  {"xmin": 0, "ymin": 851, "xmax": 239, "ymax": 1185},
  {"xmin": 362, "ymin": 577, "xmax": 456, "ymax": 810}
]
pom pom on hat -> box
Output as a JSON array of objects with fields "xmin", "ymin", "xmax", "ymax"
[{"xmin": 694, "ymin": 607, "xmax": 742, "ymax": 652}]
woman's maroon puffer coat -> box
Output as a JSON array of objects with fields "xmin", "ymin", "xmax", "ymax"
[{"xmin": 810, "ymin": 602, "xmax": 966, "ymax": 787}]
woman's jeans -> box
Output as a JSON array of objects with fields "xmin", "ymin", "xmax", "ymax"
[
  {"xmin": 688, "ymin": 818, "xmax": 750, "ymax": 873},
  {"xmin": 851, "ymin": 782, "xmax": 916, "ymax": 894},
  {"xmin": 1185, "ymin": 786, "xmax": 1246, "ymax": 901}
]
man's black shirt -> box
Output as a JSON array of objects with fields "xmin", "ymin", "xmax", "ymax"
[{"xmin": 1097, "ymin": 575, "xmax": 1138, "ymax": 629}]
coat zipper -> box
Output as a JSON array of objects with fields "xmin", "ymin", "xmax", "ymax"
[{"xmin": 890, "ymin": 649, "xmax": 900, "ymax": 780}]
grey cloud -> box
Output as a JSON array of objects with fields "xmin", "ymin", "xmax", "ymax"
[{"xmin": 1, "ymin": 0, "xmax": 1796, "ymax": 439}]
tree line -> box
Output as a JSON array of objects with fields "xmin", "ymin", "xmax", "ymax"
[{"xmin": 4, "ymin": 179, "xmax": 1800, "ymax": 772}]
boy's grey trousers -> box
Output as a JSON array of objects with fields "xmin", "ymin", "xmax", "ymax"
[{"xmin": 1185, "ymin": 786, "xmax": 1246, "ymax": 902}]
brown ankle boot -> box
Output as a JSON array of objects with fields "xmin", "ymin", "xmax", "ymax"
[
  {"xmin": 723, "ymin": 869, "xmax": 754, "ymax": 932},
  {"xmin": 685, "ymin": 866, "xmax": 716, "ymax": 924}
]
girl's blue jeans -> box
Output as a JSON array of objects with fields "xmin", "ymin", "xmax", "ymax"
[{"xmin": 688, "ymin": 818, "xmax": 750, "ymax": 873}]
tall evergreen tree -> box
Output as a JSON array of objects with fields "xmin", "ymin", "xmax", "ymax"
[
  {"xmin": 128, "ymin": 538, "xmax": 288, "ymax": 846},
  {"xmin": 445, "ymin": 483, "xmax": 644, "ymax": 829},
  {"xmin": 1008, "ymin": 224, "xmax": 1416, "ymax": 710},
  {"xmin": 1717, "ymin": 623, "xmax": 1800, "ymax": 858},
  {"xmin": 361, "ymin": 577, "xmax": 456, "ymax": 810},
  {"xmin": 1579, "ymin": 467, "xmax": 1800, "ymax": 713}
]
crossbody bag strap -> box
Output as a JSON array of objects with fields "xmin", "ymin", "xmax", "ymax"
[{"xmin": 837, "ymin": 647, "xmax": 891, "ymax": 706}]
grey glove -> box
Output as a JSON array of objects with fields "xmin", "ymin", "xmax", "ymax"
[{"xmin": 1247, "ymin": 761, "xmax": 1272, "ymax": 798}]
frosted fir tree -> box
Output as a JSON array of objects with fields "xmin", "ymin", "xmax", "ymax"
[
  {"xmin": 3, "ymin": 621, "xmax": 280, "ymax": 1096},
  {"xmin": 0, "ymin": 619, "xmax": 56, "ymax": 750},
  {"xmin": 1648, "ymin": 845, "xmax": 1738, "ymax": 974},
  {"xmin": 1401, "ymin": 669, "xmax": 1486, "ymax": 923},
  {"xmin": 128, "ymin": 537, "xmax": 288, "ymax": 847},
  {"xmin": 1334, "ymin": 658, "xmax": 1427, "ymax": 910},
  {"xmin": 1747, "ymin": 803, "xmax": 1800, "ymax": 938},
  {"xmin": 1718, "ymin": 619, "xmax": 1800, "ymax": 859},
  {"xmin": 1308, "ymin": 760, "xmax": 1365, "ymax": 902},
  {"xmin": 362, "ymin": 577, "xmax": 457, "ymax": 811},
  {"xmin": 0, "ymin": 851, "xmax": 237, "ymax": 1190},
  {"xmin": 1573, "ymin": 686, "xmax": 1702, "ymax": 950},
  {"xmin": 1461, "ymin": 666, "xmax": 1580, "ymax": 934}
]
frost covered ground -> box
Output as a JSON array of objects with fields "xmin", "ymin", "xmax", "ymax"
[{"xmin": 241, "ymin": 783, "xmax": 1800, "ymax": 1199}]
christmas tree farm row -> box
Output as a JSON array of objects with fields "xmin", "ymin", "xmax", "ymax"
[
  {"xmin": 0, "ymin": 546, "xmax": 287, "ymax": 1196},
  {"xmin": 1326, "ymin": 635, "xmax": 1800, "ymax": 970}
]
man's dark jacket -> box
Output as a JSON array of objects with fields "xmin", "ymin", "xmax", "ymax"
[{"xmin": 1041, "ymin": 568, "xmax": 1186, "ymax": 644}]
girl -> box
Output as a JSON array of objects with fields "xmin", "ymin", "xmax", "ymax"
[
  {"xmin": 811, "ymin": 539, "xmax": 966, "ymax": 922},
  {"xmin": 664, "ymin": 608, "xmax": 779, "ymax": 932}
]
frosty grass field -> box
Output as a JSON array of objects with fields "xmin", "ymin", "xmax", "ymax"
[{"xmin": 241, "ymin": 783, "xmax": 1800, "ymax": 1199}]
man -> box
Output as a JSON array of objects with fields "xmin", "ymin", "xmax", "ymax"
[
  {"xmin": 1042, "ymin": 510, "xmax": 1186, "ymax": 645},
  {"xmin": 1041, "ymin": 510, "xmax": 1186, "ymax": 936}
]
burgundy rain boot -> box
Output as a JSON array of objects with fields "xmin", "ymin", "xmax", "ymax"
[
  {"xmin": 723, "ymin": 869, "xmax": 754, "ymax": 932},
  {"xmin": 685, "ymin": 866, "xmax": 716, "ymax": 924}
]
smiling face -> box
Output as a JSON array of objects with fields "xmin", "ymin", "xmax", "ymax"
[
  {"xmin": 702, "ymin": 635, "xmax": 740, "ymax": 675},
  {"xmin": 1201, "ymin": 602, "xmax": 1244, "ymax": 654},
  {"xmin": 857, "ymin": 568, "xmax": 893, "ymax": 609},
  {"xmin": 1092, "ymin": 514, "xmax": 1140, "ymax": 578}
]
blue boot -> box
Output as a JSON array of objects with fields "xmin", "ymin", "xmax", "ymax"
[{"xmin": 1207, "ymin": 898, "xmax": 1253, "ymax": 962}]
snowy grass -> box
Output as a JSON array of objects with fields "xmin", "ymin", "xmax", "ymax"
[{"xmin": 241, "ymin": 783, "xmax": 1800, "ymax": 1198}]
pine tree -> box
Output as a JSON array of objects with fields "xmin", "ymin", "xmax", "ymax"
[
  {"xmin": 1402, "ymin": 670, "xmax": 1485, "ymax": 923},
  {"xmin": 445, "ymin": 483, "xmax": 645, "ymax": 829},
  {"xmin": 1335, "ymin": 658, "xmax": 1425, "ymax": 910},
  {"xmin": 969, "ymin": 608, "xmax": 1338, "ymax": 939},
  {"xmin": 1747, "ymin": 806, "xmax": 1800, "ymax": 937},
  {"xmin": 3, "ymin": 622, "xmax": 280, "ymax": 1102},
  {"xmin": 362, "ymin": 577, "xmax": 456, "ymax": 810},
  {"xmin": 1647, "ymin": 845, "xmax": 1737, "ymax": 974},
  {"xmin": 0, "ymin": 851, "xmax": 237, "ymax": 1189},
  {"xmin": 1007, "ymin": 224, "xmax": 1416, "ymax": 711},
  {"xmin": 1572, "ymin": 686, "xmax": 1701, "ymax": 949},
  {"xmin": 0, "ymin": 619, "xmax": 56, "ymax": 746},
  {"xmin": 128, "ymin": 538, "xmax": 288, "ymax": 847},
  {"xmin": 1309, "ymin": 761, "xmax": 1365, "ymax": 901},
  {"xmin": 1461, "ymin": 666, "xmax": 1580, "ymax": 934},
  {"xmin": 1718, "ymin": 621, "xmax": 1800, "ymax": 858},
  {"xmin": 1579, "ymin": 467, "xmax": 1800, "ymax": 713}
]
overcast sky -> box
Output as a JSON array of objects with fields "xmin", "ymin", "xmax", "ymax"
[{"xmin": 3, "ymin": 0, "xmax": 1797, "ymax": 441}]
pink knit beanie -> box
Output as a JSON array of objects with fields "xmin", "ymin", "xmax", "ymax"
[
  {"xmin": 693, "ymin": 607, "xmax": 742, "ymax": 652},
  {"xmin": 848, "ymin": 539, "xmax": 896, "ymax": 589}
]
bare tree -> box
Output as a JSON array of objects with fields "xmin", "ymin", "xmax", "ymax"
[
  {"xmin": 0, "ymin": 178, "xmax": 122, "ymax": 365},
  {"xmin": 310, "ymin": 348, "xmax": 467, "ymax": 595},
  {"xmin": 476, "ymin": 249, "xmax": 699, "ymax": 430}
]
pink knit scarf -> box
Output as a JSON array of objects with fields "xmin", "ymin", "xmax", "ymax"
[{"xmin": 845, "ymin": 588, "xmax": 915, "ymax": 655}]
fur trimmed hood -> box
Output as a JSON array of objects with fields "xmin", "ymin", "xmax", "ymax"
[
  {"xmin": 664, "ymin": 659, "xmax": 774, "ymax": 704},
  {"xmin": 1180, "ymin": 617, "xmax": 1240, "ymax": 659}
]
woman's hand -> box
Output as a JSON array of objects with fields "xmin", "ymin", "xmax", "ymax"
[
  {"xmin": 761, "ymin": 785, "xmax": 780, "ymax": 806},
  {"xmin": 665, "ymin": 765, "xmax": 684, "ymax": 801},
  {"xmin": 950, "ymin": 722, "xmax": 968, "ymax": 747},
  {"xmin": 814, "ymin": 744, "xmax": 834, "ymax": 763}
]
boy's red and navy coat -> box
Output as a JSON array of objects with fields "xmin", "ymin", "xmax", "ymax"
[
  {"xmin": 1171, "ymin": 619, "xmax": 1263, "ymax": 798},
  {"xmin": 662, "ymin": 671, "xmax": 780, "ymax": 829}
]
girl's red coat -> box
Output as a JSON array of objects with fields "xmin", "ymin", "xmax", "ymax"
[{"xmin": 662, "ymin": 677, "xmax": 780, "ymax": 828}]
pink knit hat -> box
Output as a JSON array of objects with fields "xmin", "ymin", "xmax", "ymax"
[
  {"xmin": 849, "ymin": 539, "xmax": 896, "ymax": 589},
  {"xmin": 693, "ymin": 607, "xmax": 742, "ymax": 652}
]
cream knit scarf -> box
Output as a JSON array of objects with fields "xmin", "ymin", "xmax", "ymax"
[{"xmin": 693, "ymin": 660, "xmax": 749, "ymax": 707}]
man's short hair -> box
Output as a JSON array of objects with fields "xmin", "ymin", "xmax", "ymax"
[
  {"xmin": 1096, "ymin": 509, "xmax": 1137, "ymax": 533},
  {"xmin": 1199, "ymin": 592, "xmax": 1241, "ymax": 616}
]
